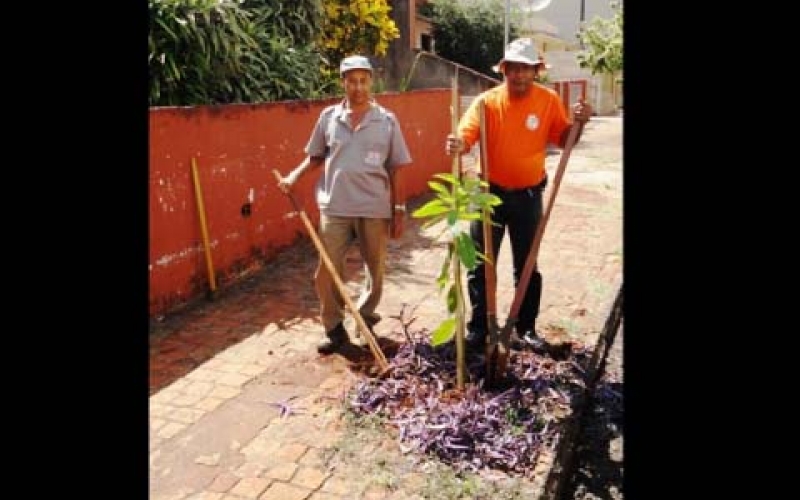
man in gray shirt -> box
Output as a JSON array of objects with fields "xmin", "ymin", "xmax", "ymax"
[{"xmin": 277, "ymin": 55, "xmax": 413, "ymax": 354}]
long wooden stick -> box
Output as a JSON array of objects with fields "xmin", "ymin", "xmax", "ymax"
[
  {"xmin": 504, "ymin": 120, "xmax": 585, "ymax": 326},
  {"xmin": 488, "ymin": 120, "xmax": 585, "ymax": 384},
  {"xmin": 191, "ymin": 158, "xmax": 217, "ymax": 296},
  {"xmin": 478, "ymin": 99, "xmax": 498, "ymax": 341},
  {"xmin": 478, "ymin": 99, "xmax": 504, "ymax": 386},
  {"xmin": 450, "ymin": 74, "xmax": 466, "ymax": 390},
  {"xmin": 271, "ymin": 169, "xmax": 389, "ymax": 372}
]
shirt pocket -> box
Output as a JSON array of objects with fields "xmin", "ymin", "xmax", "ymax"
[{"xmin": 363, "ymin": 143, "xmax": 388, "ymax": 168}]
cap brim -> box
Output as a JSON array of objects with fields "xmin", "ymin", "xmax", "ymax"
[
  {"xmin": 493, "ymin": 59, "xmax": 550, "ymax": 73},
  {"xmin": 340, "ymin": 67, "xmax": 373, "ymax": 75}
]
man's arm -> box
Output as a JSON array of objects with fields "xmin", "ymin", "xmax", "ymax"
[
  {"xmin": 390, "ymin": 164, "xmax": 409, "ymax": 207},
  {"xmin": 446, "ymin": 98, "xmax": 481, "ymax": 155},
  {"xmin": 557, "ymin": 123, "xmax": 585, "ymax": 148},
  {"xmin": 388, "ymin": 164, "xmax": 410, "ymax": 239},
  {"xmin": 276, "ymin": 156, "xmax": 324, "ymax": 193}
]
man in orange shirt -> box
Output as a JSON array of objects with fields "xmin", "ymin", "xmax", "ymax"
[{"xmin": 446, "ymin": 38, "xmax": 592, "ymax": 352}]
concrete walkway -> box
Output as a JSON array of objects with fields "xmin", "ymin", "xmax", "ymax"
[{"xmin": 149, "ymin": 115, "xmax": 622, "ymax": 500}]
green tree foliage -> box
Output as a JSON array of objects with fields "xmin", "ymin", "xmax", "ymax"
[
  {"xmin": 242, "ymin": 0, "xmax": 339, "ymax": 100},
  {"xmin": 575, "ymin": 1, "xmax": 623, "ymax": 76},
  {"xmin": 149, "ymin": 0, "xmax": 338, "ymax": 106},
  {"xmin": 318, "ymin": 0, "xmax": 400, "ymax": 76},
  {"xmin": 420, "ymin": 0, "xmax": 514, "ymax": 77},
  {"xmin": 411, "ymin": 173, "xmax": 501, "ymax": 347}
]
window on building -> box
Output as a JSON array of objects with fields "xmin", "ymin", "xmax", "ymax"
[{"xmin": 420, "ymin": 33, "xmax": 433, "ymax": 52}]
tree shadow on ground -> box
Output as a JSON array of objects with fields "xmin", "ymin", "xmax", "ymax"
[
  {"xmin": 561, "ymin": 379, "xmax": 624, "ymax": 499},
  {"xmin": 335, "ymin": 336, "xmax": 404, "ymax": 378},
  {"xmin": 148, "ymin": 199, "xmax": 439, "ymax": 395}
]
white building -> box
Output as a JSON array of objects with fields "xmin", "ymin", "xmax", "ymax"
[
  {"xmin": 522, "ymin": 0, "xmax": 617, "ymax": 46},
  {"xmin": 516, "ymin": 0, "xmax": 621, "ymax": 114}
]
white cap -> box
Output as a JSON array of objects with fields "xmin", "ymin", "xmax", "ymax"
[
  {"xmin": 339, "ymin": 55, "xmax": 373, "ymax": 76},
  {"xmin": 492, "ymin": 38, "xmax": 550, "ymax": 73}
]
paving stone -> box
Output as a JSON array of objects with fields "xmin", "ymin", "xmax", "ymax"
[
  {"xmin": 291, "ymin": 467, "xmax": 328, "ymax": 490},
  {"xmin": 228, "ymin": 477, "xmax": 271, "ymax": 498},
  {"xmin": 207, "ymin": 472, "xmax": 240, "ymax": 493},
  {"xmin": 262, "ymin": 463, "xmax": 298, "ymax": 482},
  {"xmin": 257, "ymin": 482, "xmax": 312, "ymax": 500}
]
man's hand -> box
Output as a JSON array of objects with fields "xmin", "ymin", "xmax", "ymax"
[
  {"xmin": 572, "ymin": 100, "xmax": 592, "ymax": 124},
  {"xmin": 276, "ymin": 171, "xmax": 298, "ymax": 194},
  {"xmin": 446, "ymin": 134, "xmax": 465, "ymax": 156},
  {"xmin": 390, "ymin": 206, "xmax": 405, "ymax": 239},
  {"xmin": 462, "ymin": 165, "xmax": 480, "ymax": 180}
]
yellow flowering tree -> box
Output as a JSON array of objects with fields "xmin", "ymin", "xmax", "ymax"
[{"xmin": 319, "ymin": 0, "xmax": 400, "ymax": 73}]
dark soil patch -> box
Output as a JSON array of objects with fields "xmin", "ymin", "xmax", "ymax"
[{"xmin": 346, "ymin": 330, "xmax": 593, "ymax": 478}]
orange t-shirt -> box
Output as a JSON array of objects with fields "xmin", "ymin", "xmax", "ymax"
[{"xmin": 458, "ymin": 83, "xmax": 570, "ymax": 188}]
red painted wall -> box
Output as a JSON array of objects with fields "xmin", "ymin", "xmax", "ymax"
[{"xmin": 149, "ymin": 89, "xmax": 451, "ymax": 318}]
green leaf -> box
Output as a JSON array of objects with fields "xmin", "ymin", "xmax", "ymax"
[
  {"xmin": 455, "ymin": 232, "xmax": 477, "ymax": 270},
  {"xmin": 412, "ymin": 200, "xmax": 451, "ymax": 218},
  {"xmin": 436, "ymin": 251, "xmax": 452, "ymax": 289},
  {"xmin": 446, "ymin": 283, "xmax": 458, "ymax": 314},
  {"xmin": 430, "ymin": 318, "xmax": 456, "ymax": 346},
  {"xmin": 428, "ymin": 181, "xmax": 451, "ymax": 196},
  {"xmin": 419, "ymin": 213, "xmax": 448, "ymax": 230},
  {"xmin": 473, "ymin": 192, "xmax": 502, "ymax": 207},
  {"xmin": 432, "ymin": 172, "xmax": 459, "ymax": 186},
  {"xmin": 458, "ymin": 212, "xmax": 483, "ymax": 221}
]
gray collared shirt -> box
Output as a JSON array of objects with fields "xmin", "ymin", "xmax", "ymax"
[{"xmin": 305, "ymin": 100, "xmax": 412, "ymax": 219}]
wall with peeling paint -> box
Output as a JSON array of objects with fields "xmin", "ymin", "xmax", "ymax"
[{"xmin": 150, "ymin": 89, "xmax": 451, "ymax": 318}]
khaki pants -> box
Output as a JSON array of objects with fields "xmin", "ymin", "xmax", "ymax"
[{"xmin": 316, "ymin": 214, "xmax": 389, "ymax": 332}]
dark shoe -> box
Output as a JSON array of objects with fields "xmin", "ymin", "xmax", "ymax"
[
  {"xmin": 519, "ymin": 330, "xmax": 547, "ymax": 352},
  {"xmin": 465, "ymin": 328, "xmax": 487, "ymax": 350},
  {"xmin": 509, "ymin": 330, "xmax": 529, "ymax": 350},
  {"xmin": 518, "ymin": 330, "xmax": 571, "ymax": 359},
  {"xmin": 364, "ymin": 316, "xmax": 379, "ymax": 335},
  {"xmin": 317, "ymin": 323, "xmax": 349, "ymax": 354},
  {"xmin": 354, "ymin": 315, "xmax": 380, "ymax": 338}
]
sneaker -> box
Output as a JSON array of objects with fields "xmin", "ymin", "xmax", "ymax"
[{"xmin": 317, "ymin": 323, "xmax": 349, "ymax": 354}]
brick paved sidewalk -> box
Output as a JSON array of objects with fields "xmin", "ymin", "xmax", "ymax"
[{"xmin": 149, "ymin": 116, "xmax": 622, "ymax": 500}]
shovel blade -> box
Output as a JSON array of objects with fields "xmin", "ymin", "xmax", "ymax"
[
  {"xmin": 485, "ymin": 322, "xmax": 513, "ymax": 387},
  {"xmin": 485, "ymin": 342, "xmax": 509, "ymax": 387}
]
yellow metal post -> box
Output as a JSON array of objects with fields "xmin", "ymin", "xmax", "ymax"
[{"xmin": 191, "ymin": 157, "xmax": 217, "ymax": 295}]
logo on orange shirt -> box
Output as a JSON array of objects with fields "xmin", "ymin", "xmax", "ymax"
[{"xmin": 525, "ymin": 114, "xmax": 540, "ymax": 130}]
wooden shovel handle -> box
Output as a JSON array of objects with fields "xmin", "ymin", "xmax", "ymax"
[
  {"xmin": 478, "ymin": 99, "xmax": 497, "ymax": 322},
  {"xmin": 506, "ymin": 120, "xmax": 585, "ymax": 322}
]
